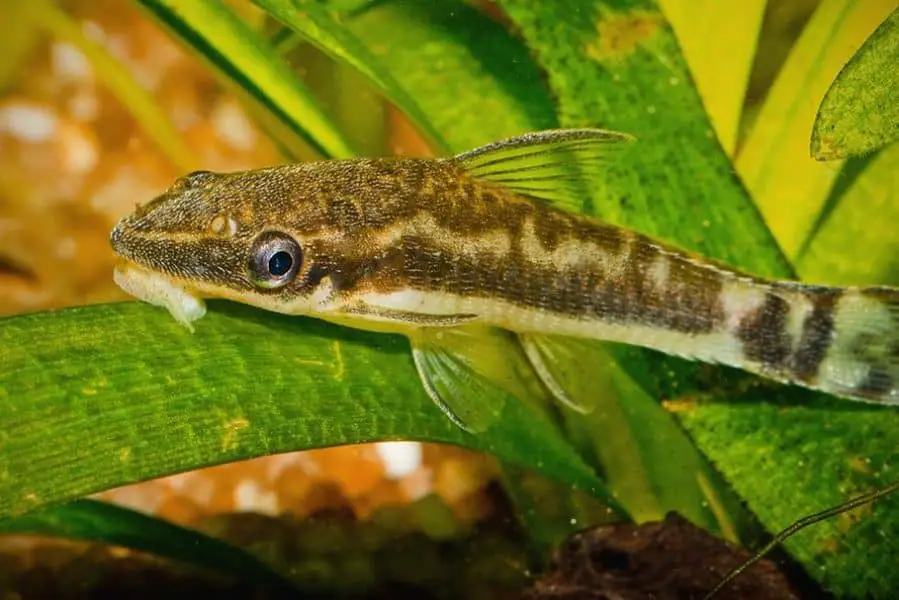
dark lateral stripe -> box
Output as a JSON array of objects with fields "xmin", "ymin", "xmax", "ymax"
[
  {"xmin": 336, "ymin": 227, "xmax": 728, "ymax": 335},
  {"xmin": 790, "ymin": 288, "xmax": 841, "ymax": 382},
  {"xmin": 737, "ymin": 291, "xmax": 792, "ymax": 370}
]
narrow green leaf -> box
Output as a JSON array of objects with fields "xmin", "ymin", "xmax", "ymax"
[
  {"xmin": 20, "ymin": 0, "xmax": 197, "ymax": 172},
  {"xmin": 135, "ymin": 0, "xmax": 357, "ymax": 159},
  {"xmin": 812, "ymin": 8, "xmax": 899, "ymax": 160},
  {"xmin": 0, "ymin": 301, "xmax": 612, "ymax": 519},
  {"xmin": 346, "ymin": 0, "xmax": 559, "ymax": 151},
  {"xmin": 0, "ymin": 499, "xmax": 296, "ymax": 593},
  {"xmin": 557, "ymin": 343, "xmax": 740, "ymax": 541},
  {"xmin": 798, "ymin": 144, "xmax": 899, "ymax": 286},
  {"xmin": 657, "ymin": 0, "xmax": 765, "ymax": 155},
  {"xmin": 255, "ymin": 0, "xmax": 450, "ymax": 153},
  {"xmin": 735, "ymin": 0, "xmax": 896, "ymax": 258}
]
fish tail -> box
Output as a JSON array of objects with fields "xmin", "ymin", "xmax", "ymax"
[{"xmin": 740, "ymin": 282, "xmax": 899, "ymax": 404}]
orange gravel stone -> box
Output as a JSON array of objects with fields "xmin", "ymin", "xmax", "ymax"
[{"xmin": 306, "ymin": 446, "xmax": 386, "ymax": 500}]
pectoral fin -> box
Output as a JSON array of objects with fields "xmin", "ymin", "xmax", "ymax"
[
  {"xmin": 518, "ymin": 333, "xmax": 602, "ymax": 414},
  {"xmin": 409, "ymin": 327, "xmax": 537, "ymax": 433}
]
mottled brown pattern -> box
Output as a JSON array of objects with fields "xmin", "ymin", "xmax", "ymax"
[
  {"xmin": 618, "ymin": 241, "xmax": 725, "ymax": 333},
  {"xmin": 790, "ymin": 287, "xmax": 841, "ymax": 382},
  {"xmin": 333, "ymin": 227, "xmax": 726, "ymax": 333},
  {"xmin": 326, "ymin": 195, "xmax": 365, "ymax": 231},
  {"xmin": 737, "ymin": 292, "xmax": 792, "ymax": 370}
]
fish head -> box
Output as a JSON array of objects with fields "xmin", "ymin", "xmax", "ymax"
[{"xmin": 109, "ymin": 160, "xmax": 431, "ymax": 321}]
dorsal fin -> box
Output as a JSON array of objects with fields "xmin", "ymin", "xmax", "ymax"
[{"xmin": 448, "ymin": 128, "xmax": 635, "ymax": 204}]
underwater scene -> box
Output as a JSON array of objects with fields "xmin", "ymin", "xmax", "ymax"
[{"xmin": 1, "ymin": 0, "xmax": 898, "ymax": 598}]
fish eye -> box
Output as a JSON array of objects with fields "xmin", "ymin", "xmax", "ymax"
[{"xmin": 248, "ymin": 231, "xmax": 302, "ymax": 289}]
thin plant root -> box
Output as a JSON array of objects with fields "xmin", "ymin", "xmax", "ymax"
[{"xmin": 703, "ymin": 478, "xmax": 899, "ymax": 599}]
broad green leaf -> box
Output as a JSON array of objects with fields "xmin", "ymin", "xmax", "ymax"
[
  {"xmin": 254, "ymin": 0, "xmax": 449, "ymax": 153},
  {"xmin": 346, "ymin": 0, "xmax": 559, "ymax": 151},
  {"xmin": 347, "ymin": 0, "xmax": 740, "ymax": 537},
  {"xmin": 272, "ymin": 39, "xmax": 389, "ymax": 157},
  {"xmin": 493, "ymin": 0, "xmax": 899, "ymax": 596},
  {"xmin": 676, "ymin": 389, "xmax": 899, "ymax": 598},
  {"xmin": 135, "ymin": 0, "xmax": 357, "ymax": 159},
  {"xmin": 0, "ymin": 301, "xmax": 612, "ymax": 518},
  {"xmin": 657, "ymin": 0, "xmax": 765, "ymax": 155},
  {"xmin": 812, "ymin": 8, "xmax": 899, "ymax": 160},
  {"xmin": 0, "ymin": 499, "xmax": 296, "ymax": 593},
  {"xmin": 798, "ymin": 144, "xmax": 899, "ymax": 286},
  {"xmin": 735, "ymin": 0, "xmax": 896, "ymax": 259},
  {"xmin": 19, "ymin": 0, "xmax": 197, "ymax": 173}
]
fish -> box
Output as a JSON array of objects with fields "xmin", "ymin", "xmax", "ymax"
[{"xmin": 109, "ymin": 128, "xmax": 899, "ymax": 431}]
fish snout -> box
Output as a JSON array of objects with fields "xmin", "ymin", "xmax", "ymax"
[
  {"xmin": 109, "ymin": 215, "xmax": 144, "ymax": 262},
  {"xmin": 109, "ymin": 217, "xmax": 129, "ymax": 255}
]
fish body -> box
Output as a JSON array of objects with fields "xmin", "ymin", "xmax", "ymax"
[{"xmin": 109, "ymin": 129, "xmax": 899, "ymax": 430}]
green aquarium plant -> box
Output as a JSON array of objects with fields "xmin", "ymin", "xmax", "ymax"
[{"xmin": 1, "ymin": 0, "xmax": 898, "ymax": 597}]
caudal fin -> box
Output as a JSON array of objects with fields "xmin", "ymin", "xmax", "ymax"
[{"xmin": 795, "ymin": 286, "xmax": 899, "ymax": 404}]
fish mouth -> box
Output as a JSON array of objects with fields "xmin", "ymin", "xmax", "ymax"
[{"xmin": 112, "ymin": 260, "xmax": 208, "ymax": 328}]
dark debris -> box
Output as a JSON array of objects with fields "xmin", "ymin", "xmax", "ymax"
[{"xmin": 523, "ymin": 512, "xmax": 800, "ymax": 600}]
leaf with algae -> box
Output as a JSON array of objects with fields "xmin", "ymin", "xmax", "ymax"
[{"xmin": 812, "ymin": 8, "xmax": 899, "ymax": 160}]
